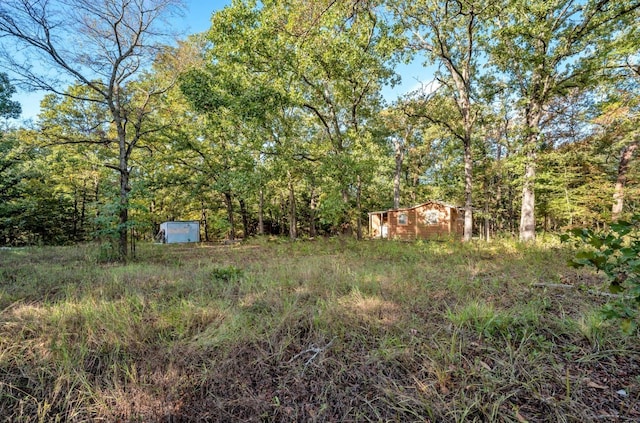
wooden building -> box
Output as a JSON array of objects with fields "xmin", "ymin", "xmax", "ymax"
[{"xmin": 368, "ymin": 201, "xmax": 463, "ymax": 240}]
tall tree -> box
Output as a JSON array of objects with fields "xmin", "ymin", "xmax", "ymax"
[
  {"xmin": 602, "ymin": 22, "xmax": 640, "ymax": 220},
  {"xmin": 490, "ymin": 0, "xmax": 640, "ymax": 241},
  {"xmin": 221, "ymin": 0, "xmax": 396, "ymax": 234},
  {"xmin": 389, "ymin": 0, "xmax": 496, "ymax": 241},
  {"xmin": 379, "ymin": 105, "xmax": 424, "ymax": 210},
  {"xmin": 0, "ymin": 0, "xmax": 181, "ymax": 260},
  {"xmin": 594, "ymin": 91, "xmax": 639, "ymax": 220}
]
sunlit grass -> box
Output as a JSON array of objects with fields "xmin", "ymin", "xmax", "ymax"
[{"xmin": 0, "ymin": 237, "xmax": 637, "ymax": 421}]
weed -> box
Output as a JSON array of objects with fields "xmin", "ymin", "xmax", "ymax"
[
  {"xmin": 210, "ymin": 265, "xmax": 244, "ymax": 283},
  {"xmin": 0, "ymin": 238, "xmax": 638, "ymax": 421}
]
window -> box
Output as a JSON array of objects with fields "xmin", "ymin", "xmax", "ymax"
[
  {"xmin": 425, "ymin": 210, "xmax": 439, "ymax": 225},
  {"xmin": 398, "ymin": 212, "xmax": 408, "ymax": 225}
]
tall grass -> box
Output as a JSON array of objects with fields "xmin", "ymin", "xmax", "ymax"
[{"xmin": 0, "ymin": 238, "xmax": 638, "ymax": 421}]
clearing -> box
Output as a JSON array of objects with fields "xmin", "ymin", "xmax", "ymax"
[{"xmin": 0, "ymin": 238, "xmax": 638, "ymax": 422}]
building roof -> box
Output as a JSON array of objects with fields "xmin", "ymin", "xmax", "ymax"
[{"xmin": 368, "ymin": 200, "xmax": 461, "ymax": 215}]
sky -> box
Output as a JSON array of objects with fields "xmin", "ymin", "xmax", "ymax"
[{"xmin": 10, "ymin": 0, "xmax": 427, "ymax": 123}]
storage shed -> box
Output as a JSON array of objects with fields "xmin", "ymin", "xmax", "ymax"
[
  {"xmin": 158, "ymin": 221, "xmax": 200, "ymax": 244},
  {"xmin": 368, "ymin": 201, "xmax": 463, "ymax": 240}
]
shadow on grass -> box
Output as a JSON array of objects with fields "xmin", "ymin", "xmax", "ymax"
[{"xmin": 1, "ymin": 237, "xmax": 637, "ymax": 422}]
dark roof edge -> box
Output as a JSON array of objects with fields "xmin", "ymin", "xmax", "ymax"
[{"xmin": 368, "ymin": 200, "xmax": 462, "ymax": 214}]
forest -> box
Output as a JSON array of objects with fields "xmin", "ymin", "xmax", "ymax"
[
  {"xmin": 0, "ymin": 0, "xmax": 638, "ymax": 259},
  {"xmin": 2, "ymin": 2, "xmax": 640, "ymax": 421}
]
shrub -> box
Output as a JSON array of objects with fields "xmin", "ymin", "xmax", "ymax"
[{"xmin": 561, "ymin": 215, "xmax": 640, "ymax": 332}]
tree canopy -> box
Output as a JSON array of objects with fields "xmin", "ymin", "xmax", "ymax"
[{"xmin": 0, "ymin": 0, "xmax": 639, "ymax": 247}]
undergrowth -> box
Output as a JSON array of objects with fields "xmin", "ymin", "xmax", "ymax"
[{"xmin": 0, "ymin": 238, "xmax": 638, "ymax": 422}]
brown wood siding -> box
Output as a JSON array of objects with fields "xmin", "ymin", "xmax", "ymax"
[
  {"xmin": 387, "ymin": 209, "xmax": 417, "ymax": 240},
  {"xmin": 383, "ymin": 202, "xmax": 463, "ymax": 240},
  {"xmin": 370, "ymin": 214, "xmax": 381, "ymax": 237},
  {"xmin": 415, "ymin": 203, "xmax": 451, "ymax": 239}
]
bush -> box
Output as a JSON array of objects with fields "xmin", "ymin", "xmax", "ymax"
[{"xmin": 562, "ymin": 215, "xmax": 640, "ymax": 332}]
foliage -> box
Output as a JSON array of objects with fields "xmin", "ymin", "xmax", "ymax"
[
  {"xmin": 210, "ymin": 265, "xmax": 244, "ymax": 283},
  {"xmin": 182, "ymin": 0, "xmax": 399, "ymax": 236},
  {"xmin": 489, "ymin": 0, "xmax": 640, "ymax": 241},
  {"xmin": 1, "ymin": 1, "xmax": 640, "ymax": 246},
  {"xmin": 0, "ymin": 72, "xmax": 21, "ymax": 119},
  {"xmin": 0, "ymin": 130, "xmax": 91, "ymax": 245},
  {"xmin": 562, "ymin": 215, "xmax": 640, "ymax": 331},
  {"xmin": 0, "ymin": 0, "xmax": 182, "ymax": 260}
]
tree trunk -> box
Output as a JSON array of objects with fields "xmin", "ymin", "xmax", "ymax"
[
  {"xmin": 341, "ymin": 187, "xmax": 350, "ymax": 234},
  {"xmin": 309, "ymin": 186, "xmax": 317, "ymax": 238},
  {"xmin": 544, "ymin": 212, "xmax": 549, "ymax": 232},
  {"xmin": 117, "ymin": 140, "xmax": 130, "ymax": 260},
  {"xmin": 80, "ymin": 181, "xmax": 87, "ymax": 239},
  {"xmin": 279, "ymin": 194, "xmax": 286, "ymax": 236},
  {"xmin": 111, "ymin": 91, "xmax": 131, "ymax": 260},
  {"xmin": 356, "ymin": 174, "xmax": 362, "ymax": 240},
  {"xmin": 484, "ymin": 176, "xmax": 490, "ymax": 242},
  {"xmin": 612, "ymin": 141, "xmax": 638, "ymax": 220},
  {"xmin": 463, "ymin": 139, "xmax": 473, "ymax": 242},
  {"xmin": 258, "ymin": 188, "xmax": 264, "ymax": 235},
  {"xmin": 495, "ymin": 143, "xmax": 504, "ymax": 232},
  {"xmin": 443, "ymin": 58, "xmax": 474, "ymax": 242},
  {"xmin": 72, "ymin": 186, "xmax": 79, "ymax": 239},
  {"xmin": 110, "ymin": 83, "xmax": 133, "ymax": 261},
  {"xmin": 288, "ymin": 176, "xmax": 297, "ymax": 240},
  {"xmin": 519, "ymin": 148, "xmax": 537, "ymax": 241},
  {"xmin": 239, "ymin": 198, "xmax": 250, "ymax": 238},
  {"xmin": 201, "ymin": 203, "xmax": 209, "ymax": 242},
  {"xmin": 508, "ymin": 182, "xmax": 515, "ymax": 234},
  {"xmin": 118, "ymin": 168, "xmax": 129, "ymax": 260},
  {"xmin": 393, "ymin": 137, "xmax": 405, "ymax": 209},
  {"xmin": 519, "ymin": 98, "xmax": 543, "ymax": 242},
  {"xmin": 411, "ymin": 174, "xmax": 418, "ymax": 204},
  {"xmin": 224, "ymin": 191, "xmax": 235, "ymax": 240}
]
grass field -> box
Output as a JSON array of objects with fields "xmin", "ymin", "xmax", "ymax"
[{"xmin": 1, "ymin": 237, "xmax": 638, "ymax": 422}]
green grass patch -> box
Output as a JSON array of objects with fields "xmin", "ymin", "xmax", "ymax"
[{"xmin": 0, "ymin": 238, "xmax": 638, "ymax": 421}]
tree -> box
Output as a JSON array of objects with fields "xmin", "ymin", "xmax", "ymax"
[
  {"xmin": 380, "ymin": 107, "xmax": 411, "ymax": 210},
  {"xmin": 0, "ymin": 0, "xmax": 181, "ymax": 260},
  {"xmin": 490, "ymin": 0, "xmax": 640, "ymax": 241},
  {"xmin": 37, "ymin": 87, "xmax": 122, "ymax": 239},
  {"xmin": 590, "ymin": 90, "xmax": 638, "ymax": 221},
  {"xmin": 0, "ymin": 72, "xmax": 21, "ymax": 122},
  {"xmin": 389, "ymin": 0, "xmax": 497, "ymax": 242},
  {"xmin": 177, "ymin": 30, "xmax": 282, "ymax": 240},
  {"xmin": 183, "ymin": 0, "xmax": 397, "ymax": 238},
  {"xmin": 599, "ymin": 25, "xmax": 640, "ymax": 220},
  {"xmin": 612, "ymin": 142, "xmax": 638, "ymax": 219},
  {"xmin": 266, "ymin": 0, "xmax": 397, "ymax": 236}
]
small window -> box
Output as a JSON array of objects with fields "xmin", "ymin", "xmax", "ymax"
[
  {"xmin": 398, "ymin": 212, "xmax": 408, "ymax": 225},
  {"xmin": 425, "ymin": 210, "xmax": 439, "ymax": 225}
]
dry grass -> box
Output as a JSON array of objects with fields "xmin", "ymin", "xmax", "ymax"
[{"xmin": 0, "ymin": 237, "xmax": 639, "ymax": 422}]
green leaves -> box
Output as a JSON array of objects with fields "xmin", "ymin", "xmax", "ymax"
[
  {"xmin": 0, "ymin": 73, "xmax": 21, "ymax": 120},
  {"xmin": 178, "ymin": 69, "xmax": 227, "ymax": 114},
  {"xmin": 563, "ymin": 215, "xmax": 640, "ymax": 331}
]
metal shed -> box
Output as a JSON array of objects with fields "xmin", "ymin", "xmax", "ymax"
[{"xmin": 158, "ymin": 221, "xmax": 200, "ymax": 244}]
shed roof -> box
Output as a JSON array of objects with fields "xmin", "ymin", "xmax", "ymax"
[{"xmin": 368, "ymin": 200, "xmax": 461, "ymax": 215}]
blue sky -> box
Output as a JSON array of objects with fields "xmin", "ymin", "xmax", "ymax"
[{"xmin": 12, "ymin": 0, "xmax": 427, "ymax": 122}]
